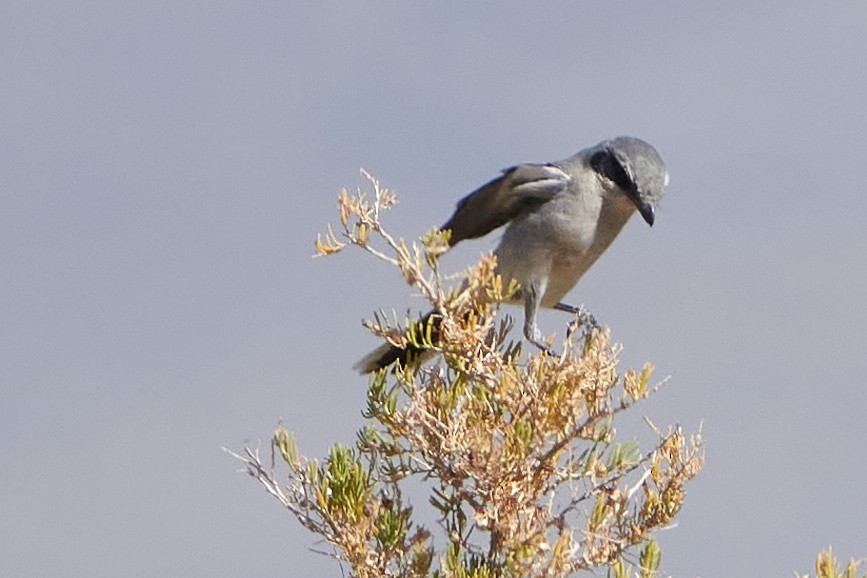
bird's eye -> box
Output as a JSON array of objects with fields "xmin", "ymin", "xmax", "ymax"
[{"xmin": 590, "ymin": 149, "xmax": 634, "ymax": 191}]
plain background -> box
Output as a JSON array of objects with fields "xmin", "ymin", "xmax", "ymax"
[{"xmin": 2, "ymin": 2, "xmax": 866, "ymax": 576}]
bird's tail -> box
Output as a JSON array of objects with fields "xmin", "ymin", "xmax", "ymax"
[
  {"xmin": 354, "ymin": 342, "xmax": 402, "ymax": 374},
  {"xmin": 354, "ymin": 311, "xmax": 440, "ymax": 374}
]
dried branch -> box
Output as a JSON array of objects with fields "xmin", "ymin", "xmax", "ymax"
[{"xmin": 232, "ymin": 173, "xmax": 705, "ymax": 578}]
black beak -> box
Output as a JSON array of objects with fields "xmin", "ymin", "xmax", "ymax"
[
  {"xmin": 626, "ymin": 187, "xmax": 655, "ymax": 226},
  {"xmin": 636, "ymin": 200, "xmax": 655, "ymax": 226}
]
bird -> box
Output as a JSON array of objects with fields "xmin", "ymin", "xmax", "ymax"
[{"xmin": 354, "ymin": 136, "xmax": 669, "ymax": 374}]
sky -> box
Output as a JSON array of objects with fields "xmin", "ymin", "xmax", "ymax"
[{"xmin": 2, "ymin": 2, "xmax": 866, "ymax": 577}]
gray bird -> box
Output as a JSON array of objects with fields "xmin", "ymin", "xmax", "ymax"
[{"xmin": 355, "ymin": 136, "xmax": 669, "ymax": 374}]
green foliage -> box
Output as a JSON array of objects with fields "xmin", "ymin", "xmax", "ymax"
[{"xmin": 321, "ymin": 445, "xmax": 369, "ymax": 523}]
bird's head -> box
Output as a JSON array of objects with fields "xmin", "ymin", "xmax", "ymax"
[{"xmin": 589, "ymin": 136, "xmax": 669, "ymax": 226}]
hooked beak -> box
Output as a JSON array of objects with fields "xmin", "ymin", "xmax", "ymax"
[
  {"xmin": 626, "ymin": 187, "xmax": 655, "ymax": 226},
  {"xmin": 636, "ymin": 200, "xmax": 655, "ymax": 226}
]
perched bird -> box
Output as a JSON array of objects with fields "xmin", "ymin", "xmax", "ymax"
[{"xmin": 355, "ymin": 136, "xmax": 668, "ymax": 374}]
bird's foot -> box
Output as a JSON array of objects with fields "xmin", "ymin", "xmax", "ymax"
[
  {"xmin": 529, "ymin": 338, "xmax": 559, "ymax": 359},
  {"xmin": 554, "ymin": 302, "xmax": 600, "ymax": 330},
  {"xmin": 525, "ymin": 323, "xmax": 560, "ymax": 358}
]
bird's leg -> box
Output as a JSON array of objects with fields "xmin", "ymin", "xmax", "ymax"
[{"xmin": 524, "ymin": 280, "xmax": 558, "ymax": 356}]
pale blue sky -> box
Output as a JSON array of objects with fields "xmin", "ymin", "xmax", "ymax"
[{"xmin": 2, "ymin": 2, "xmax": 866, "ymax": 577}]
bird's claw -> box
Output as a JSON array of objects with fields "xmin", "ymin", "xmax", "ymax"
[
  {"xmin": 555, "ymin": 302, "xmax": 600, "ymax": 331},
  {"xmin": 528, "ymin": 338, "xmax": 560, "ymax": 359}
]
